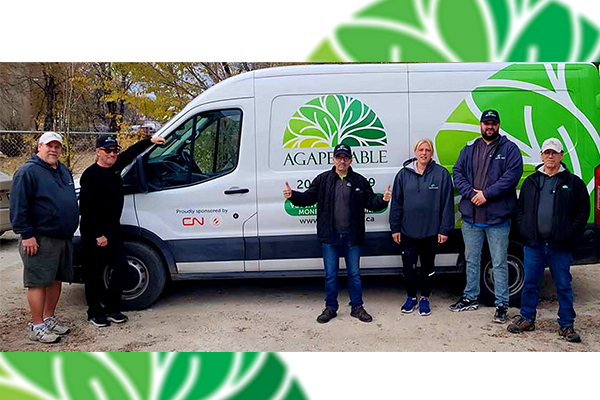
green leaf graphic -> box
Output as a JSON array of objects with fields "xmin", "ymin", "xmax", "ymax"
[
  {"xmin": 308, "ymin": 0, "xmax": 600, "ymax": 62},
  {"xmin": 436, "ymin": 0, "xmax": 490, "ymax": 61},
  {"xmin": 283, "ymin": 95, "xmax": 386, "ymax": 148},
  {"xmin": 0, "ymin": 353, "xmax": 309, "ymax": 400},
  {"xmin": 435, "ymin": 63, "xmax": 600, "ymax": 219}
]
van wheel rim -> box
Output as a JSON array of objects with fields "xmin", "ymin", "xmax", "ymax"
[
  {"xmin": 483, "ymin": 255, "xmax": 525, "ymax": 298},
  {"xmin": 104, "ymin": 256, "xmax": 149, "ymax": 301}
]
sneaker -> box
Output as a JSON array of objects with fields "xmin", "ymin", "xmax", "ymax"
[
  {"xmin": 316, "ymin": 308, "xmax": 337, "ymax": 324},
  {"xmin": 507, "ymin": 315, "xmax": 535, "ymax": 333},
  {"xmin": 493, "ymin": 306, "xmax": 509, "ymax": 324},
  {"xmin": 28, "ymin": 324, "xmax": 60, "ymax": 343},
  {"xmin": 419, "ymin": 298, "xmax": 431, "ymax": 316},
  {"xmin": 107, "ymin": 312, "xmax": 128, "ymax": 324},
  {"xmin": 559, "ymin": 326, "xmax": 582, "ymax": 343},
  {"xmin": 350, "ymin": 306, "xmax": 373, "ymax": 323},
  {"xmin": 88, "ymin": 316, "xmax": 111, "ymax": 327},
  {"xmin": 448, "ymin": 296, "xmax": 479, "ymax": 312},
  {"xmin": 401, "ymin": 296, "xmax": 418, "ymax": 313},
  {"xmin": 44, "ymin": 316, "xmax": 70, "ymax": 335}
]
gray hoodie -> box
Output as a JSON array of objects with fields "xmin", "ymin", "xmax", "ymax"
[
  {"xmin": 389, "ymin": 158, "xmax": 454, "ymax": 239},
  {"xmin": 10, "ymin": 155, "xmax": 79, "ymax": 239}
]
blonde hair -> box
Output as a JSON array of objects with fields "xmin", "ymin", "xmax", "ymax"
[{"xmin": 413, "ymin": 138, "xmax": 434, "ymax": 155}]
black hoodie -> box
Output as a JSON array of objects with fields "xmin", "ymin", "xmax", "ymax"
[
  {"xmin": 389, "ymin": 158, "xmax": 454, "ymax": 239},
  {"xmin": 10, "ymin": 155, "xmax": 79, "ymax": 240}
]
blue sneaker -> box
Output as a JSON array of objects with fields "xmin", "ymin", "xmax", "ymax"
[
  {"xmin": 401, "ymin": 296, "xmax": 418, "ymax": 313},
  {"xmin": 419, "ymin": 297, "xmax": 431, "ymax": 316}
]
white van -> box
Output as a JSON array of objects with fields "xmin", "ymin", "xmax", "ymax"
[{"xmin": 73, "ymin": 62, "xmax": 600, "ymax": 310}]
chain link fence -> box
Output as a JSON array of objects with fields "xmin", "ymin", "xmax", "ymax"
[{"xmin": 0, "ymin": 131, "xmax": 148, "ymax": 178}]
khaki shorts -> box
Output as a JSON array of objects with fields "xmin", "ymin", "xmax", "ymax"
[{"xmin": 19, "ymin": 235, "xmax": 73, "ymax": 288}]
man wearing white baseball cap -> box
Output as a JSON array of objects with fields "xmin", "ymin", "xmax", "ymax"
[
  {"xmin": 10, "ymin": 132, "xmax": 79, "ymax": 343},
  {"xmin": 508, "ymin": 137, "xmax": 589, "ymax": 342}
]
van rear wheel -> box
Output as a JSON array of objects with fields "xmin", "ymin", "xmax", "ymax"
[
  {"xmin": 103, "ymin": 241, "xmax": 167, "ymax": 310},
  {"xmin": 480, "ymin": 250, "xmax": 525, "ymax": 307}
]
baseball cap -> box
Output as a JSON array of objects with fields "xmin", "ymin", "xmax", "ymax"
[
  {"xmin": 38, "ymin": 132, "xmax": 63, "ymax": 145},
  {"xmin": 96, "ymin": 134, "xmax": 119, "ymax": 149},
  {"xmin": 333, "ymin": 143, "xmax": 352, "ymax": 158},
  {"xmin": 480, "ymin": 109, "xmax": 500, "ymax": 123},
  {"xmin": 541, "ymin": 138, "xmax": 564, "ymax": 153}
]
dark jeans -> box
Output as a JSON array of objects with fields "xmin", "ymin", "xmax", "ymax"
[
  {"xmin": 321, "ymin": 234, "xmax": 363, "ymax": 312},
  {"xmin": 520, "ymin": 243, "xmax": 575, "ymax": 328},
  {"xmin": 83, "ymin": 231, "xmax": 130, "ymax": 318},
  {"xmin": 401, "ymin": 235, "xmax": 437, "ymax": 298}
]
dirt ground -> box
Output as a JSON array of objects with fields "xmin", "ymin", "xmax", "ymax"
[{"xmin": 1, "ymin": 230, "xmax": 600, "ymax": 352}]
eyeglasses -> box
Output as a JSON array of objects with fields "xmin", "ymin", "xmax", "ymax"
[{"xmin": 100, "ymin": 147, "xmax": 121, "ymax": 154}]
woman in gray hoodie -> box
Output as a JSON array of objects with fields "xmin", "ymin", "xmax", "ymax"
[{"xmin": 389, "ymin": 138, "xmax": 454, "ymax": 315}]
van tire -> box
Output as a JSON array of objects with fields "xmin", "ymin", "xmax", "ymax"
[
  {"xmin": 479, "ymin": 247, "xmax": 525, "ymax": 307},
  {"xmin": 103, "ymin": 241, "xmax": 167, "ymax": 311}
]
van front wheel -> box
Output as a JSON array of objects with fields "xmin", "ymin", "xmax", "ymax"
[
  {"xmin": 480, "ymin": 250, "xmax": 525, "ymax": 307},
  {"xmin": 103, "ymin": 241, "xmax": 167, "ymax": 310}
]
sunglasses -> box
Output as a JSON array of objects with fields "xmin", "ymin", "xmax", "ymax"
[{"xmin": 100, "ymin": 147, "xmax": 121, "ymax": 154}]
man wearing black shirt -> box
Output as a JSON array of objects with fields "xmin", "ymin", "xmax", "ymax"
[{"xmin": 80, "ymin": 133, "xmax": 165, "ymax": 326}]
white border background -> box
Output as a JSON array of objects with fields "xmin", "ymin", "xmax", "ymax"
[
  {"xmin": 3, "ymin": 0, "xmax": 599, "ymax": 60},
  {"xmin": 2, "ymin": 0, "xmax": 599, "ymax": 398}
]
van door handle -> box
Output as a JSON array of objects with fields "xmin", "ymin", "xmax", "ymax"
[{"xmin": 224, "ymin": 188, "xmax": 250, "ymax": 195}]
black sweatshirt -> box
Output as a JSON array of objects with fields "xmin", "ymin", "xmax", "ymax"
[
  {"xmin": 79, "ymin": 139, "xmax": 153, "ymax": 241},
  {"xmin": 389, "ymin": 158, "xmax": 454, "ymax": 239},
  {"xmin": 10, "ymin": 155, "xmax": 79, "ymax": 240}
]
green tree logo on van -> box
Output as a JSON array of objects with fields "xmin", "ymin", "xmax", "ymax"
[
  {"xmin": 309, "ymin": 0, "xmax": 600, "ymax": 62},
  {"xmin": 0, "ymin": 353, "xmax": 308, "ymax": 400},
  {"xmin": 435, "ymin": 63, "xmax": 600, "ymax": 218},
  {"xmin": 283, "ymin": 95, "xmax": 386, "ymax": 148}
]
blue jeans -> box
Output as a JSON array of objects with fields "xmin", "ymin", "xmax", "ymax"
[
  {"xmin": 322, "ymin": 234, "xmax": 363, "ymax": 312},
  {"xmin": 461, "ymin": 219, "xmax": 510, "ymax": 307},
  {"xmin": 520, "ymin": 243, "xmax": 575, "ymax": 327}
]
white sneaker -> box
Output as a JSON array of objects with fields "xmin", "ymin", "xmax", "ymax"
[
  {"xmin": 44, "ymin": 316, "xmax": 70, "ymax": 335},
  {"xmin": 29, "ymin": 324, "xmax": 60, "ymax": 343}
]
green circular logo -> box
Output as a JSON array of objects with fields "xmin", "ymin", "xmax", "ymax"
[
  {"xmin": 283, "ymin": 94, "xmax": 386, "ymax": 148},
  {"xmin": 0, "ymin": 353, "xmax": 308, "ymax": 400},
  {"xmin": 309, "ymin": 0, "xmax": 600, "ymax": 62}
]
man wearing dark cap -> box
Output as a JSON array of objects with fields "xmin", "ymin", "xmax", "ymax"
[
  {"xmin": 508, "ymin": 138, "xmax": 588, "ymax": 342},
  {"xmin": 449, "ymin": 110, "xmax": 523, "ymax": 323},
  {"xmin": 283, "ymin": 143, "xmax": 391, "ymax": 323},
  {"xmin": 80, "ymin": 133, "xmax": 165, "ymax": 326}
]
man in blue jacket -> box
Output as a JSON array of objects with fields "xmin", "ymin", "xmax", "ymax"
[
  {"xmin": 10, "ymin": 132, "xmax": 79, "ymax": 343},
  {"xmin": 283, "ymin": 143, "xmax": 391, "ymax": 323},
  {"xmin": 449, "ymin": 110, "xmax": 523, "ymax": 323}
]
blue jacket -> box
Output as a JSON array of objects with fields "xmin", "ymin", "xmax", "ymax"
[
  {"xmin": 453, "ymin": 136, "xmax": 523, "ymax": 225},
  {"xmin": 389, "ymin": 158, "xmax": 454, "ymax": 238},
  {"xmin": 10, "ymin": 155, "xmax": 79, "ymax": 240}
]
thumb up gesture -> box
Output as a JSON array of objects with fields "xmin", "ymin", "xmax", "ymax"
[
  {"xmin": 283, "ymin": 181, "xmax": 293, "ymax": 199},
  {"xmin": 383, "ymin": 184, "xmax": 392, "ymax": 202}
]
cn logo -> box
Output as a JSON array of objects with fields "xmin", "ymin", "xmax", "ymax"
[{"xmin": 183, "ymin": 217, "xmax": 205, "ymax": 226}]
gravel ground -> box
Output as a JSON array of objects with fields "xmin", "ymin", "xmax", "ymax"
[{"xmin": 1, "ymin": 230, "xmax": 600, "ymax": 352}]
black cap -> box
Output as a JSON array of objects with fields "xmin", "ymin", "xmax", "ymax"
[
  {"xmin": 96, "ymin": 134, "xmax": 119, "ymax": 149},
  {"xmin": 480, "ymin": 109, "xmax": 500, "ymax": 123},
  {"xmin": 333, "ymin": 143, "xmax": 352, "ymax": 158}
]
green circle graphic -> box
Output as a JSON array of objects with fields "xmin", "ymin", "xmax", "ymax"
[
  {"xmin": 0, "ymin": 353, "xmax": 308, "ymax": 400},
  {"xmin": 309, "ymin": 0, "xmax": 600, "ymax": 62},
  {"xmin": 283, "ymin": 94, "xmax": 386, "ymax": 148}
]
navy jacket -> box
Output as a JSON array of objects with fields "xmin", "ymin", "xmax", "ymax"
[
  {"xmin": 289, "ymin": 166, "xmax": 389, "ymax": 246},
  {"xmin": 516, "ymin": 164, "xmax": 589, "ymax": 250},
  {"xmin": 389, "ymin": 158, "xmax": 454, "ymax": 238},
  {"xmin": 453, "ymin": 136, "xmax": 523, "ymax": 225},
  {"xmin": 10, "ymin": 155, "xmax": 79, "ymax": 240}
]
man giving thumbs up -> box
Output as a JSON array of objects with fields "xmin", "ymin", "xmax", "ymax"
[{"xmin": 282, "ymin": 143, "xmax": 390, "ymax": 324}]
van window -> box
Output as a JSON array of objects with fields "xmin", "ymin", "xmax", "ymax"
[{"xmin": 145, "ymin": 109, "xmax": 242, "ymax": 190}]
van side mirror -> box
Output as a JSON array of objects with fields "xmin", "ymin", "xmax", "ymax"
[{"xmin": 135, "ymin": 155, "xmax": 148, "ymax": 194}]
